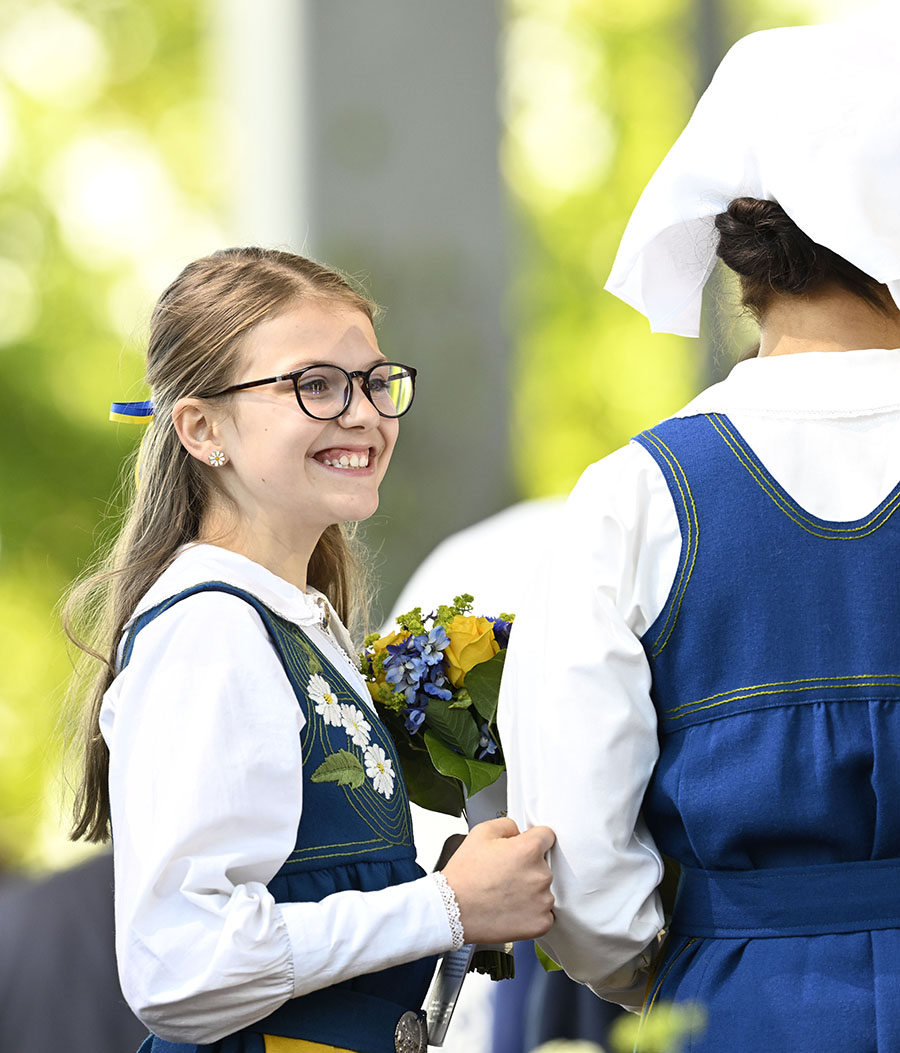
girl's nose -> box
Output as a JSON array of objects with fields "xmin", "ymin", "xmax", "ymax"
[{"xmin": 339, "ymin": 377, "xmax": 381, "ymax": 426}]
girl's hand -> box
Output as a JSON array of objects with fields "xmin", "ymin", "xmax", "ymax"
[{"xmin": 440, "ymin": 817, "xmax": 555, "ymax": 943}]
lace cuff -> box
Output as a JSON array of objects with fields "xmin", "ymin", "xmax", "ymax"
[{"xmin": 432, "ymin": 872, "xmax": 466, "ymax": 950}]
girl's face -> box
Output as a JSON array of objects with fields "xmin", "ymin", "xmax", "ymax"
[{"xmin": 212, "ymin": 300, "xmax": 399, "ymax": 560}]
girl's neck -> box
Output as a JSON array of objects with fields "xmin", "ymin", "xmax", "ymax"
[
  {"xmin": 758, "ymin": 288, "xmax": 900, "ymax": 357},
  {"xmin": 198, "ymin": 506, "xmax": 317, "ymax": 592}
]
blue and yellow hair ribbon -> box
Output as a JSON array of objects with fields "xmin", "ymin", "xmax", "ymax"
[{"xmin": 109, "ymin": 400, "xmax": 154, "ymax": 424}]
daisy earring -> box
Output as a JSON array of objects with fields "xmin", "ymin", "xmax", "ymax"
[{"xmin": 208, "ymin": 449, "xmax": 227, "ymax": 467}]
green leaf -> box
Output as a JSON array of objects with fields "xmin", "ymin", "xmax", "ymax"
[
  {"xmin": 310, "ymin": 750, "xmax": 366, "ymax": 789},
  {"xmin": 400, "ymin": 745, "xmax": 466, "ymax": 816},
  {"xmin": 424, "ymin": 731, "xmax": 505, "ymax": 797},
  {"xmin": 465, "ymin": 650, "xmax": 506, "ymax": 723},
  {"xmin": 374, "ymin": 705, "xmax": 464, "ymax": 816},
  {"xmin": 424, "ymin": 696, "xmax": 481, "ymax": 757},
  {"xmin": 534, "ymin": 945, "xmax": 563, "ymax": 972},
  {"xmin": 449, "ymin": 688, "xmax": 473, "ymax": 710}
]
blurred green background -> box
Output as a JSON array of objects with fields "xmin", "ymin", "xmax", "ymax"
[{"xmin": 0, "ymin": 0, "xmax": 852, "ymax": 869}]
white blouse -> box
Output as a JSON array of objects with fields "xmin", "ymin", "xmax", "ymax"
[
  {"xmin": 100, "ymin": 544, "xmax": 454, "ymax": 1044},
  {"xmin": 498, "ymin": 347, "xmax": 900, "ymax": 1006}
]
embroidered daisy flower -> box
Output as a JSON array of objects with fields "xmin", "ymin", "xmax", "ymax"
[
  {"xmin": 308, "ymin": 674, "xmax": 342, "ymax": 726},
  {"xmin": 364, "ymin": 744, "xmax": 395, "ymax": 798},
  {"xmin": 340, "ymin": 703, "xmax": 372, "ymax": 748}
]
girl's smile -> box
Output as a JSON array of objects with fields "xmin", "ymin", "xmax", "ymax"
[{"xmin": 312, "ymin": 444, "xmax": 376, "ymax": 471}]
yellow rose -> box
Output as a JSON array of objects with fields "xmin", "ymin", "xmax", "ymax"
[
  {"xmin": 443, "ymin": 615, "xmax": 499, "ymax": 688},
  {"xmin": 370, "ymin": 629, "xmax": 407, "ymax": 655}
]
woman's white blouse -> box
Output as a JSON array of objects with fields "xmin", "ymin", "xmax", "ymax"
[
  {"xmin": 498, "ymin": 348, "xmax": 900, "ymax": 1007},
  {"xmin": 100, "ymin": 545, "xmax": 454, "ymax": 1044}
]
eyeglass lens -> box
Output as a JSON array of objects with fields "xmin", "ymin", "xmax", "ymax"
[{"xmin": 295, "ymin": 364, "xmax": 414, "ymax": 419}]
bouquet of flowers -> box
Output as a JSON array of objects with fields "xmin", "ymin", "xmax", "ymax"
[
  {"xmin": 361, "ymin": 595, "xmax": 515, "ymax": 979},
  {"xmin": 361, "ymin": 594, "xmax": 511, "ymax": 817}
]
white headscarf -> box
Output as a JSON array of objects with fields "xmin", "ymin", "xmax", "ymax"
[{"xmin": 604, "ymin": 13, "xmax": 900, "ymax": 337}]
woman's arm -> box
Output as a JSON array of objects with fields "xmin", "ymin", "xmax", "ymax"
[{"xmin": 498, "ymin": 442, "xmax": 680, "ymax": 1001}]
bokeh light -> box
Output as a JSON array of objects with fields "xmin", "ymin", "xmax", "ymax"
[{"xmin": 0, "ymin": 3, "xmax": 109, "ymax": 108}]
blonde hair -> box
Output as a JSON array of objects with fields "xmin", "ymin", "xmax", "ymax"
[{"xmin": 67, "ymin": 247, "xmax": 378, "ymax": 843}]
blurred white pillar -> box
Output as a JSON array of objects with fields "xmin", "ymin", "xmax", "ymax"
[
  {"xmin": 212, "ymin": 0, "xmax": 311, "ymax": 247},
  {"xmin": 212, "ymin": 2, "xmax": 512, "ymax": 610}
]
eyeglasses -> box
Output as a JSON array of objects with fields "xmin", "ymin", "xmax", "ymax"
[{"xmin": 209, "ymin": 361, "xmax": 417, "ymax": 421}]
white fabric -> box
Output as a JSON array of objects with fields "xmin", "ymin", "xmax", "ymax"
[
  {"xmin": 604, "ymin": 14, "xmax": 900, "ymax": 336},
  {"xmin": 385, "ymin": 499, "xmax": 566, "ymax": 1053},
  {"xmin": 498, "ymin": 347, "xmax": 900, "ymax": 1004},
  {"xmin": 100, "ymin": 544, "xmax": 454, "ymax": 1045}
]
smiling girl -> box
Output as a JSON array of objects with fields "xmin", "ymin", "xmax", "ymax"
[{"xmin": 66, "ymin": 248, "xmax": 554, "ymax": 1053}]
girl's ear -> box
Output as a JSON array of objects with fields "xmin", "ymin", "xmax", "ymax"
[{"xmin": 172, "ymin": 398, "xmax": 225, "ymax": 464}]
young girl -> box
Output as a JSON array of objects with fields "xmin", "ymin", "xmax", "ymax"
[
  {"xmin": 500, "ymin": 17, "xmax": 900, "ymax": 1051},
  {"xmin": 68, "ymin": 247, "xmax": 554, "ymax": 1053}
]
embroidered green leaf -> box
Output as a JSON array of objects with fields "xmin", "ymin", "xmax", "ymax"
[
  {"xmin": 302, "ymin": 642, "xmax": 324, "ymax": 675},
  {"xmin": 310, "ymin": 750, "xmax": 365, "ymax": 789},
  {"xmin": 424, "ymin": 731, "xmax": 505, "ymax": 797},
  {"xmin": 425, "ymin": 697, "xmax": 480, "ymax": 758},
  {"xmin": 464, "ymin": 650, "xmax": 506, "ymax": 723}
]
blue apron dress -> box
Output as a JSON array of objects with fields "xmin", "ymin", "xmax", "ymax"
[
  {"xmin": 633, "ymin": 413, "xmax": 900, "ymax": 1051},
  {"xmin": 118, "ymin": 583, "xmax": 435, "ymax": 1053}
]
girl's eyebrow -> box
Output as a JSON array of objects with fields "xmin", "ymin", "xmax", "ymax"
[{"xmin": 284, "ymin": 355, "xmax": 387, "ymax": 374}]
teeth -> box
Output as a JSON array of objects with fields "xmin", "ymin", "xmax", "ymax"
[{"xmin": 320, "ymin": 452, "xmax": 371, "ymax": 469}]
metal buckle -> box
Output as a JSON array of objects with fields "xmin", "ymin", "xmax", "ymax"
[{"xmin": 394, "ymin": 1010, "xmax": 428, "ymax": 1053}]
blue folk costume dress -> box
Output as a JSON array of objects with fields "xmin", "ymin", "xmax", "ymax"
[
  {"xmin": 120, "ymin": 583, "xmax": 435, "ymax": 1053},
  {"xmin": 633, "ymin": 412, "xmax": 900, "ymax": 1050}
]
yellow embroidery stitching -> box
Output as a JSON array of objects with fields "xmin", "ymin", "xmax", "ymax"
[
  {"xmin": 666, "ymin": 674, "xmax": 900, "ymax": 721},
  {"xmin": 709, "ymin": 414, "xmax": 900, "ymax": 538},
  {"xmin": 640, "ymin": 431, "xmax": 700, "ymax": 657},
  {"xmin": 288, "ymin": 842, "xmax": 406, "ymax": 864},
  {"xmin": 639, "ymin": 938, "xmax": 697, "ymax": 1032},
  {"xmin": 665, "ymin": 672, "xmax": 900, "ymax": 715}
]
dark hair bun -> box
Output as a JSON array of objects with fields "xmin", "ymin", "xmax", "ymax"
[
  {"xmin": 714, "ymin": 198, "xmax": 820, "ymax": 295},
  {"xmin": 714, "ymin": 197, "xmax": 889, "ymax": 317}
]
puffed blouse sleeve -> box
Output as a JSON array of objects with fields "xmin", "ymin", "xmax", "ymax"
[
  {"xmin": 498, "ymin": 442, "xmax": 681, "ymax": 1006},
  {"xmin": 101, "ymin": 591, "xmax": 454, "ymax": 1045}
]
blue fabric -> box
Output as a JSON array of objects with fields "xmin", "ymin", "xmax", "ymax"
[
  {"xmin": 634, "ymin": 414, "xmax": 900, "ymax": 1051},
  {"xmin": 490, "ymin": 943, "xmax": 623, "ymax": 1053},
  {"xmin": 123, "ymin": 583, "xmax": 436, "ymax": 1053}
]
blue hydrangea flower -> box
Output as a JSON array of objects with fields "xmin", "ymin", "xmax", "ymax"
[
  {"xmin": 404, "ymin": 706, "xmax": 427, "ymax": 733},
  {"xmin": 384, "ymin": 637, "xmax": 428, "ymax": 704},
  {"xmin": 477, "ymin": 722, "xmax": 499, "ymax": 760},
  {"xmin": 423, "ymin": 679, "xmax": 452, "ymax": 701},
  {"xmin": 418, "ymin": 625, "xmax": 450, "ymax": 666},
  {"xmin": 489, "ymin": 617, "xmax": 513, "ymax": 650}
]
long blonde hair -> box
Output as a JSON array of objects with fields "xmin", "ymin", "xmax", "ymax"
[{"xmin": 67, "ymin": 247, "xmax": 377, "ymax": 843}]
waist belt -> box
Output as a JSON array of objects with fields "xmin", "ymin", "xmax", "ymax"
[
  {"xmin": 253, "ymin": 988, "xmax": 427, "ymax": 1053},
  {"xmin": 672, "ymin": 857, "xmax": 900, "ymax": 939}
]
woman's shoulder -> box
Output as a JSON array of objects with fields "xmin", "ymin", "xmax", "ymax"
[{"xmin": 568, "ymin": 438, "xmax": 675, "ymax": 523}]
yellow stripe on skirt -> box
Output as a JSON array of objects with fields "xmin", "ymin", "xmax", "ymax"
[{"xmin": 263, "ymin": 1038, "xmax": 357, "ymax": 1053}]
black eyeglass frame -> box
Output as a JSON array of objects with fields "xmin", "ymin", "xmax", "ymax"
[{"xmin": 207, "ymin": 361, "xmax": 417, "ymax": 421}]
